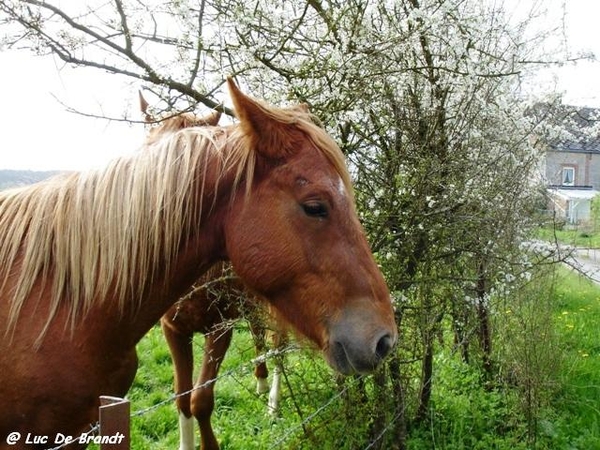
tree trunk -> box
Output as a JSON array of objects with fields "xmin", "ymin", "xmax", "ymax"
[
  {"xmin": 415, "ymin": 339, "xmax": 434, "ymax": 423},
  {"xmin": 476, "ymin": 261, "xmax": 493, "ymax": 380},
  {"xmin": 389, "ymin": 355, "xmax": 407, "ymax": 450}
]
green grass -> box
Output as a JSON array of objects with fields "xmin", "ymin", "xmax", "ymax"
[
  {"xmin": 407, "ymin": 354, "xmax": 531, "ymax": 450},
  {"xmin": 94, "ymin": 268, "xmax": 600, "ymax": 449},
  {"xmin": 543, "ymin": 270, "xmax": 600, "ymax": 449},
  {"xmin": 403, "ymin": 268, "xmax": 600, "ymax": 450},
  {"xmin": 536, "ymin": 227, "xmax": 600, "ymax": 248},
  {"xmin": 111, "ymin": 325, "xmax": 344, "ymax": 450},
  {"xmin": 127, "ymin": 327, "xmax": 276, "ymax": 449}
]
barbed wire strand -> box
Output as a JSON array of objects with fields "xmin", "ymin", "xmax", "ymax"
[{"xmin": 132, "ymin": 344, "xmax": 300, "ymax": 419}]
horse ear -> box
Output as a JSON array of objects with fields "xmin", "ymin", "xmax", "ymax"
[
  {"xmin": 138, "ymin": 91, "xmax": 153, "ymax": 123},
  {"xmin": 197, "ymin": 109, "xmax": 221, "ymax": 126},
  {"xmin": 227, "ymin": 77, "xmax": 293, "ymax": 159}
]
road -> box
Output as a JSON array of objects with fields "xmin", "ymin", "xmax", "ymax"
[{"xmin": 568, "ymin": 248, "xmax": 600, "ymax": 284}]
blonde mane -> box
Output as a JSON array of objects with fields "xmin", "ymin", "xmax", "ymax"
[{"xmin": 0, "ymin": 99, "xmax": 352, "ymax": 335}]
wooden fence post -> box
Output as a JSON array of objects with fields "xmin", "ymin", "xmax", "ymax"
[{"xmin": 99, "ymin": 395, "xmax": 130, "ymax": 449}]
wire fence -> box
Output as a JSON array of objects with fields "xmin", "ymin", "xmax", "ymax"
[{"xmin": 45, "ymin": 336, "xmax": 402, "ymax": 450}]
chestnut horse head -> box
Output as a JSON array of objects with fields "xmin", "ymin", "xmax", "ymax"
[
  {"xmin": 142, "ymin": 81, "xmax": 398, "ymax": 374},
  {"xmin": 221, "ymin": 80, "xmax": 396, "ymax": 374},
  {"xmin": 138, "ymin": 90, "xmax": 222, "ymax": 145}
]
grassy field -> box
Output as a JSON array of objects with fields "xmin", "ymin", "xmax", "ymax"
[
  {"xmin": 544, "ymin": 270, "xmax": 600, "ymax": 449},
  {"xmin": 91, "ymin": 268, "xmax": 600, "ymax": 449},
  {"xmin": 407, "ymin": 269, "xmax": 600, "ymax": 450},
  {"xmin": 121, "ymin": 324, "xmax": 346, "ymax": 449},
  {"xmin": 536, "ymin": 226, "xmax": 600, "ymax": 248}
]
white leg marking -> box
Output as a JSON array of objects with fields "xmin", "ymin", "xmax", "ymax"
[
  {"xmin": 256, "ymin": 376, "xmax": 269, "ymax": 395},
  {"xmin": 268, "ymin": 365, "xmax": 282, "ymax": 416},
  {"xmin": 178, "ymin": 411, "xmax": 195, "ymax": 450}
]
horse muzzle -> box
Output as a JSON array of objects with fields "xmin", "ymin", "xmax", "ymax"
[{"xmin": 326, "ymin": 305, "xmax": 397, "ymax": 375}]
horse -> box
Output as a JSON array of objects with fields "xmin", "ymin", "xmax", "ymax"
[
  {"xmin": 0, "ymin": 78, "xmax": 397, "ymax": 449},
  {"xmin": 139, "ymin": 102, "xmax": 285, "ymax": 450},
  {"xmin": 161, "ymin": 262, "xmax": 285, "ymax": 450}
]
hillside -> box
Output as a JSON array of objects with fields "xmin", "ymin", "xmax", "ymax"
[{"xmin": 0, "ymin": 169, "xmax": 63, "ymax": 190}]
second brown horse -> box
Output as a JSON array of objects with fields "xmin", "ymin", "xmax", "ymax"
[{"xmin": 161, "ymin": 263, "xmax": 280, "ymax": 450}]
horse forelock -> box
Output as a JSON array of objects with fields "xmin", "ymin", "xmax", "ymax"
[
  {"xmin": 230, "ymin": 102, "xmax": 353, "ymax": 201},
  {"xmin": 297, "ymin": 119, "xmax": 354, "ymax": 201}
]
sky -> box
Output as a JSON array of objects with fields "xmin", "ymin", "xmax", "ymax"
[
  {"xmin": 535, "ymin": 0, "xmax": 600, "ymax": 107},
  {"xmin": 0, "ymin": 51, "xmax": 143, "ymax": 171},
  {"xmin": 1, "ymin": 1, "xmax": 600, "ymax": 171}
]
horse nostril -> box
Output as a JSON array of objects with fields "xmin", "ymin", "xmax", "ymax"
[{"xmin": 375, "ymin": 333, "xmax": 394, "ymax": 360}]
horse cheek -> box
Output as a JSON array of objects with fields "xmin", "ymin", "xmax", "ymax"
[{"xmin": 226, "ymin": 214, "xmax": 297, "ymax": 295}]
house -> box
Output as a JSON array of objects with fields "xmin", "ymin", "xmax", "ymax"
[{"xmin": 542, "ymin": 106, "xmax": 600, "ymax": 225}]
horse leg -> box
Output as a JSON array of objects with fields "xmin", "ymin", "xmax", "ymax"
[
  {"xmin": 249, "ymin": 315, "xmax": 269, "ymax": 394},
  {"xmin": 268, "ymin": 362, "xmax": 282, "ymax": 416},
  {"xmin": 161, "ymin": 319, "xmax": 196, "ymax": 450},
  {"xmin": 268, "ymin": 331, "xmax": 286, "ymax": 416},
  {"xmin": 191, "ymin": 326, "xmax": 233, "ymax": 450}
]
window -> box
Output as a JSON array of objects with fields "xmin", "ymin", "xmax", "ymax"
[{"xmin": 562, "ymin": 167, "xmax": 575, "ymax": 186}]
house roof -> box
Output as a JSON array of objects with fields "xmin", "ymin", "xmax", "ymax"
[
  {"xmin": 548, "ymin": 187, "xmax": 600, "ymax": 201},
  {"xmin": 549, "ymin": 134, "xmax": 600, "ymax": 153}
]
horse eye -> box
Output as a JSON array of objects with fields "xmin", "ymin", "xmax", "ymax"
[{"xmin": 302, "ymin": 201, "xmax": 329, "ymax": 218}]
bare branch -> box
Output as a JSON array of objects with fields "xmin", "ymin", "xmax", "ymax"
[{"xmin": 113, "ymin": 0, "xmax": 132, "ymax": 51}]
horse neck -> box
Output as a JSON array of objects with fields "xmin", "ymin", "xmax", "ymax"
[{"xmin": 122, "ymin": 164, "xmax": 234, "ymax": 345}]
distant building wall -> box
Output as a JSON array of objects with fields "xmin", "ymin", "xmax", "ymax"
[
  {"xmin": 590, "ymin": 153, "xmax": 600, "ymax": 189},
  {"xmin": 545, "ymin": 150, "xmax": 600, "ymax": 189}
]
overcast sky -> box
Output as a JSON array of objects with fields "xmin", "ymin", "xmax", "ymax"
[
  {"xmin": 1, "ymin": 0, "xmax": 600, "ymax": 171},
  {"xmin": 0, "ymin": 51, "xmax": 143, "ymax": 171}
]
